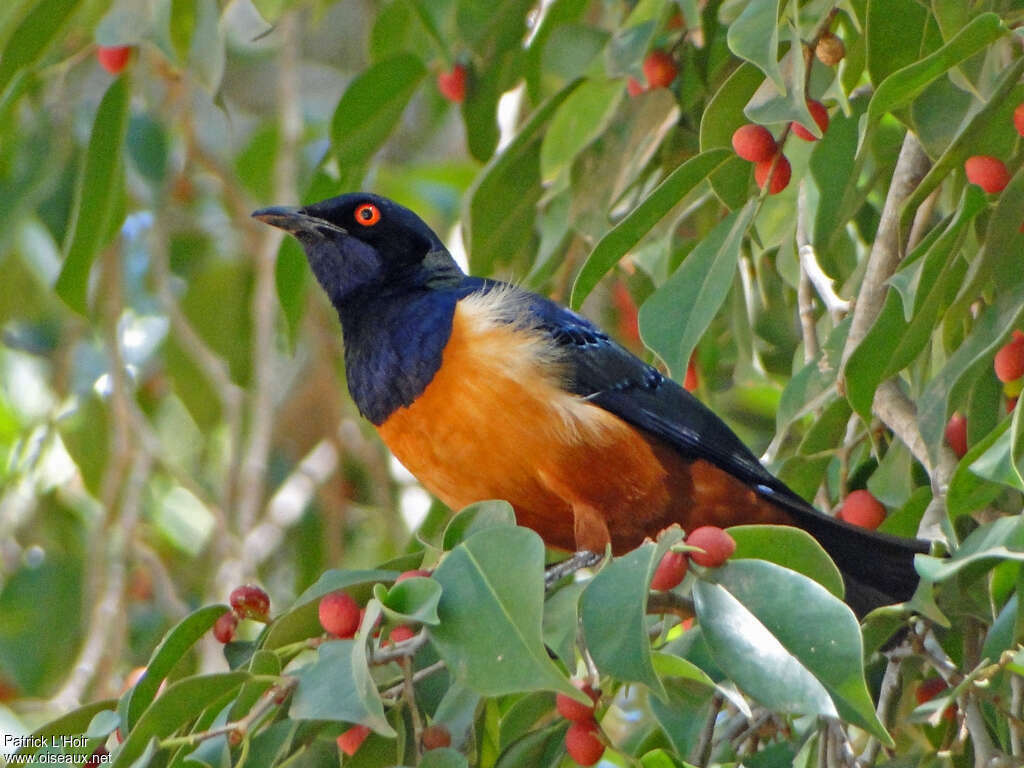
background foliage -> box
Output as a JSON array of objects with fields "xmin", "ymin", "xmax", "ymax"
[{"xmin": 3, "ymin": 0, "xmax": 1024, "ymax": 766}]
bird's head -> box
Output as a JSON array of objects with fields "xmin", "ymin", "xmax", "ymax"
[{"xmin": 252, "ymin": 193, "xmax": 463, "ymax": 305}]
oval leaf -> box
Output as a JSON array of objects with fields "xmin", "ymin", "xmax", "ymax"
[{"xmin": 570, "ymin": 148, "xmax": 732, "ymax": 309}]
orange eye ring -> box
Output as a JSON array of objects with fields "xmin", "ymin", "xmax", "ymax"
[{"xmin": 354, "ymin": 203, "xmax": 381, "ymax": 227}]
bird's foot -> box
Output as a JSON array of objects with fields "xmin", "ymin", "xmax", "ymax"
[{"xmin": 544, "ymin": 550, "xmax": 602, "ymax": 589}]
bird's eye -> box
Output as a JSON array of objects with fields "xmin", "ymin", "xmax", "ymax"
[{"xmin": 354, "ymin": 203, "xmax": 381, "ymax": 227}]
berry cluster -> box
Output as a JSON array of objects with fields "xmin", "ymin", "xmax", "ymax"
[
  {"xmin": 650, "ymin": 525, "xmax": 737, "ymax": 591},
  {"xmin": 555, "ymin": 679, "xmax": 604, "ymax": 766},
  {"xmin": 944, "ymin": 330, "xmax": 1024, "ymax": 460},
  {"xmin": 212, "ymin": 584, "xmax": 272, "ymax": 644},
  {"xmin": 730, "ymin": 99, "xmax": 830, "ymax": 195},
  {"xmin": 627, "ymin": 50, "xmax": 679, "ymax": 96},
  {"xmin": 325, "ymin": 569, "xmax": 432, "ymax": 757}
]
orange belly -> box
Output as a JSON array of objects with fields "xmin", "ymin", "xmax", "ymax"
[{"xmin": 376, "ymin": 289, "xmax": 789, "ymax": 553}]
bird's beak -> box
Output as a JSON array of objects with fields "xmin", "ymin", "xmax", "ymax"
[{"xmin": 251, "ymin": 206, "xmax": 347, "ymax": 236}]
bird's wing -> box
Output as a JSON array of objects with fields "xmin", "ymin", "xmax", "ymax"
[{"xmin": 502, "ymin": 286, "xmax": 929, "ymax": 605}]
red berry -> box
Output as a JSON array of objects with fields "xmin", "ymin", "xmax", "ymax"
[
  {"xmin": 994, "ymin": 334, "xmax": 1024, "ymax": 383},
  {"xmin": 229, "ymin": 584, "xmax": 270, "ymax": 621},
  {"xmin": 754, "ymin": 154, "xmax": 791, "ymax": 194},
  {"xmin": 556, "ymin": 679, "xmax": 599, "ymax": 722},
  {"xmin": 337, "ymin": 725, "xmax": 370, "ymax": 756},
  {"xmin": 612, "ymin": 281, "xmax": 640, "ymax": 344},
  {"xmin": 686, "ymin": 526, "xmax": 736, "ymax": 567},
  {"xmin": 1010, "ymin": 397, "xmax": 1019, "ymax": 413},
  {"xmin": 85, "ymin": 747, "xmax": 109, "ymax": 768},
  {"xmin": 965, "ymin": 155, "xmax": 1010, "ymax": 194},
  {"xmin": 791, "ymin": 99, "xmax": 829, "ymax": 141},
  {"xmin": 421, "ymin": 724, "xmax": 452, "ymax": 750},
  {"xmin": 626, "ymin": 76, "xmax": 646, "ymax": 97},
  {"xmin": 213, "ymin": 611, "xmax": 238, "ymax": 644},
  {"xmin": 650, "ymin": 550, "xmax": 689, "ymax": 590},
  {"xmin": 916, "ymin": 677, "xmax": 956, "ymax": 721},
  {"xmin": 395, "ymin": 569, "xmax": 432, "ymax": 583},
  {"xmin": 684, "ymin": 358, "xmax": 698, "ymax": 392},
  {"xmin": 839, "ymin": 489, "xmax": 886, "ymax": 530},
  {"xmin": 318, "ymin": 592, "xmax": 361, "ymax": 638},
  {"xmin": 642, "ymin": 50, "xmax": 677, "ymax": 89},
  {"xmin": 1015, "ymin": 103, "xmax": 1024, "ymax": 138},
  {"xmin": 388, "ymin": 624, "xmax": 416, "ymax": 644},
  {"xmin": 731, "ymin": 124, "xmax": 777, "ymax": 163},
  {"xmin": 564, "ymin": 720, "xmax": 604, "ymax": 766},
  {"xmin": 945, "ymin": 413, "xmax": 968, "ymax": 459},
  {"xmin": 437, "ymin": 65, "xmax": 467, "ymax": 103},
  {"xmin": 96, "ymin": 45, "xmax": 134, "ymax": 74}
]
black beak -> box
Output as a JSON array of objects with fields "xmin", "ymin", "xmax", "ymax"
[{"xmin": 251, "ymin": 206, "xmax": 347, "ymax": 236}]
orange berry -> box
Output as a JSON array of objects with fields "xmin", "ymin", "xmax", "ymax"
[
  {"xmin": 388, "ymin": 625, "xmax": 416, "ymax": 644},
  {"xmin": 395, "ymin": 569, "xmax": 432, "ymax": 583},
  {"xmin": 318, "ymin": 592, "xmax": 360, "ymax": 638},
  {"xmin": 684, "ymin": 358, "xmax": 698, "ymax": 392},
  {"xmin": 437, "ymin": 65, "xmax": 467, "ymax": 103},
  {"xmin": 686, "ymin": 526, "xmax": 736, "ymax": 567},
  {"xmin": 337, "ymin": 725, "xmax": 370, "ymax": 756},
  {"xmin": 944, "ymin": 413, "xmax": 968, "ymax": 459},
  {"xmin": 731, "ymin": 124, "xmax": 777, "ymax": 162},
  {"xmin": 556, "ymin": 679, "xmax": 599, "ymax": 722},
  {"xmin": 965, "ymin": 155, "xmax": 1010, "ymax": 194},
  {"xmin": 97, "ymin": 45, "xmax": 134, "ymax": 74},
  {"xmin": 1015, "ymin": 103, "xmax": 1024, "ymax": 138},
  {"xmin": 754, "ymin": 154, "xmax": 791, "ymax": 194},
  {"xmin": 839, "ymin": 489, "xmax": 886, "ymax": 530},
  {"xmin": 815, "ymin": 33, "xmax": 845, "ymax": 66},
  {"xmin": 650, "ymin": 550, "xmax": 689, "ymax": 590},
  {"xmin": 643, "ymin": 50, "xmax": 677, "ymax": 89},
  {"xmin": 791, "ymin": 99, "xmax": 829, "ymax": 141},
  {"xmin": 626, "ymin": 76, "xmax": 646, "ymax": 97},
  {"xmin": 229, "ymin": 584, "xmax": 270, "ymax": 621},
  {"xmin": 421, "ymin": 724, "xmax": 452, "ymax": 750},
  {"xmin": 213, "ymin": 611, "xmax": 238, "ymax": 644},
  {"xmin": 564, "ymin": 720, "xmax": 604, "ymax": 766},
  {"xmin": 994, "ymin": 333, "xmax": 1024, "ymax": 383}
]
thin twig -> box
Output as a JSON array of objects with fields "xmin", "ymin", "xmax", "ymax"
[
  {"xmin": 858, "ymin": 651, "xmax": 903, "ymax": 766},
  {"xmin": 691, "ymin": 693, "xmax": 724, "ymax": 767},
  {"xmin": 160, "ymin": 678, "xmax": 297, "ymax": 750},
  {"xmin": 380, "ymin": 660, "xmax": 447, "ymax": 699}
]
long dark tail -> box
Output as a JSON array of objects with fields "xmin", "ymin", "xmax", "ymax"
[{"xmin": 771, "ymin": 488, "xmax": 930, "ymax": 616}]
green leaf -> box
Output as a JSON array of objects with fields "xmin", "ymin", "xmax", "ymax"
[
  {"xmin": 569, "ymin": 148, "xmax": 732, "ymax": 310},
  {"xmin": 694, "ymin": 560, "xmax": 891, "ymax": 744},
  {"xmin": 864, "ymin": 0, "xmax": 930, "ymax": 86},
  {"xmin": 331, "ymin": 53, "xmax": 426, "ymax": 169},
  {"xmin": 290, "ymin": 638, "xmax": 396, "ymax": 735},
  {"xmin": 948, "ymin": 419, "xmax": 1011, "ymax": 519},
  {"xmin": 845, "ymin": 185, "xmax": 984, "ymax": 419},
  {"xmin": 56, "ymin": 76, "xmax": 130, "ymax": 314},
  {"xmin": 112, "ymin": 673, "xmax": 251, "ymax": 768},
  {"xmin": 126, "ymin": 114, "xmax": 169, "ymax": 185},
  {"xmin": 13, "ymin": 700, "xmax": 117, "ymax": 759},
  {"xmin": 727, "ymin": 525, "xmax": 844, "ymax": 598},
  {"xmin": 168, "ymin": 0, "xmax": 197, "ymax": 63},
  {"xmin": 0, "ymin": 0, "xmax": 83, "ymax": 95},
  {"xmin": 897, "ymin": 58, "xmax": 1024, "ymax": 230},
  {"xmin": 580, "ymin": 528, "xmax": 685, "ymax": 701},
  {"xmin": 464, "ymin": 80, "xmax": 580, "ymax": 275},
  {"xmin": 918, "ymin": 285, "xmax": 1024, "ymax": 465},
  {"xmin": 372, "ymin": 576, "xmax": 442, "ymax": 625},
  {"xmin": 639, "ymin": 202, "xmax": 757, "ymax": 377},
  {"xmin": 263, "ymin": 569, "xmax": 398, "ymax": 650},
  {"xmin": 916, "ymin": 517, "xmax": 1024, "ymax": 582},
  {"xmin": 540, "ymin": 78, "xmax": 623, "ymax": 183},
  {"xmin": 420, "ymin": 748, "xmax": 470, "ymax": 768},
  {"xmin": 726, "ymin": 0, "xmax": 783, "ymax": 93},
  {"xmin": 125, "ymin": 604, "xmax": 230, "ymax": 728},
  {"xmin": 542, "ymin": 581, "xmax": 584, "ymax": 669},
  {"xmin": 866, "ymin": 13, "xmax": 1005, "ymax": 129},
  {"xmin": 442, "ymin": 499, "xmax": 516, "ymax": 550},
  {"xmin": 429, "ymin": 526, "xmax": 580, "ymax": 701}
]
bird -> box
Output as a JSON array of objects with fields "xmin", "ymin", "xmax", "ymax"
[{"xmin": 253, "ymin": 192, "xmax": 929, "ymax": 615}]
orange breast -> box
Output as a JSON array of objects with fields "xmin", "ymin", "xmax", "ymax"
[{"xmin": 376, "ymin": 288, "xmax": 790, "ymax": 553}]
